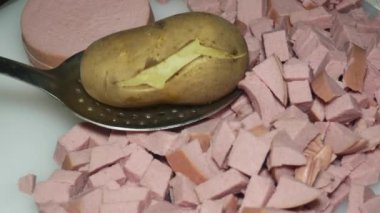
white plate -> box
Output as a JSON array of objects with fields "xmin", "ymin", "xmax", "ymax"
[{"xmin": 0, "ymin": 1, "xmax": 377, "ymax": 212}]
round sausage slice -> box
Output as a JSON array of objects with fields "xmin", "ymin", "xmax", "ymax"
[{"xmin": 21, "ymin": 0, "xmax": 152, "ymax": 69}]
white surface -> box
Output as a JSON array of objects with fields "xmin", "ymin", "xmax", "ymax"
[
  {"xmin": 0, "ymin": 0, "xmax": 187, "ymax": 212},
  {"xmin": 0, "ymin": 1, "xmax": 378, "ymax": 213}
]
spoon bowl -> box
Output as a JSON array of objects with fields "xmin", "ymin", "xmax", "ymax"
[{"xmin": 0, "ymin": 53, "xmax": 241, "ymax": 131}]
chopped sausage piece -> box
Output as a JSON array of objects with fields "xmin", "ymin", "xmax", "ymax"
[
  {"xmin": 182, "ymin": 118, "xmax": 221, "ymax": 152},
  {"xmin": 291, "ymin": 25, "xmax": 336, "ymax": 71},
  {"xmin": 48, "ymin": 170, "xmax": 86, "ymax": 195},
  {"xmin": 130, "ymin": 131, "xmax": 179, "ymax": 156},
  {"xmin": 341, "ymin": 153, "xmax": 367, "ymax": 172},
  {"xmin": 323, "ymin": 182, "xmax": 350, "ymax": 212},
  {"xmin": 364, "ymin": 63, "xmax": 380, "ymax": 99},
  {"xmin": 33, "ymin": 181, "xmax": 73, "ymax": 205},
  {"xmin": 360, "ymin": 196, "xmax": 380, "ymax": 213},
  {"xmin": 295, "ymin": 158, "xmax": 321, "ymax": 186},
  {"xmin": 325, "ymin": 93, "xmax": 362, "ymax": 123},
  {"xmin": 237, "ymin": 0, "xmax": 266, "ymax": 26},
  {"xmin": 274, "ymin": 105, "xmax": 309, "ymax": 121},
  {"xmin": 218, "ymin": 194, "xmax": 239, "ymax": 213},
  {"xmin": 301, "ymin": 0, "xmax": 327, "ymax": 9},
  {"xmin": 273, "ymin": 119, "xmax": 307, "ymax": 140},
  {"xmin": 99, "ymin": 202, "xmax": 142, "ymax": 213},
  {"xmin": 88, "ymin": 142, "xmax": 127, "ymax": 173},
  {"xmin": 273, "ymin": 118, "xmax": 319, "ymax": 151},
  {"xmin": 166, "ymin": 141, "xmax": 214, "ymax": 184},
  {"xmin": 367, "ymin": 40, "xmax": 380, "ymax": 70},
  {"xmin": 230, "ymin": 98, "xmax": 254, "ymax": 119},
  {"xmin": 241, "ymin": 208, "xmax": 294, "ymax": 213},
  {"xmin": 228, "ymin": 130, "xmax": 271, "ymax": 176},
  {"xmin": 195, "ymin": 169, "xmax": 248, "ymax": 202},
  {"xmin": 144, "ymin": 201, "xmax": 196, "ymax": 213},
  {"xmin": 199, "ymin": 200, "xmax": 224, "ymax": 213},
  {"xmin": 283, "ymin": 58, "xmax": 311, "ymax": 81},
  {"xmin": 309, "ymin": 99, "xmax": 325, "ymax": 122},
  {"xmin": 287, "ymin": 80, "xmax": 313, "ymax": 111},
  {"xmin": 241, "ymin": 175, "xmax": 275, "ymax": 209},
  {"xmin": 244, "ymin": 34, "xmax": 262, "ymax": 68},
  {"xmin": 266, "ymin": 176, "xmax": 321, "ymax": 209},
  {"xmin": 325, "ymin": 50, "xmax": 347, "ymax": 80},
  {"xmin": 311, "ymin": 71, "xmax": 345, "ymax": 103},
  {"xmin": 240, "ymin": 112, "xmax": 263, "ymax": 130},
  {"xmin": 343, "ymin": 44, "xmax": 367, "ymax": 92},
  {"xmin": 62, "ymin": 148, "xmax": 91, "ymax": 170},
  {"xmin": 332, "ymin": 14, "xmax": 377, "ymax": 51},
  {"xmin": 315, "ymin": 165, "xmax": 350, "ymax": 193},
  {"xmin": 107, "ymin": 130, "xmax": 128, "ymax": 144},
  {"xmin": 349, "ymin": 156, "xmax": 380, "ymax": 186},
  {"xmin": 123, "ymin": 148, "xmax": 153, "ymax": 182},
  {"xmin": 268, "ymin": 0, "xmax": 305, "ymax": 23},
  {"xmin": 102, "ymin": 185, "xmax": 151, "ymax": 208},
  {"xmin": 104, "ymin": 181, "xmax": 121, "ymax": 190},
  {"xmin": 219, "ymin": 0, "xmax": 237, "ymax": 23},
  {"xmin": 347, "ymin": 184, "xmax": 375, "ymax": 213},
  {"xmin": 253, "ymin": 55, "xmax": 288, "ymax": 105},
  {"xmin": 269, "ymin": 143, "xmax": 307, "ymax": 168},
  {"xmin": 290, "ymin": 6, "xmax": 333, "ymax": 29},
  {"xmin": 210, "ymin": 121, "xmax": 236, "ymax": 167},
  {"xmin": 18, "ymin": 174, "xmax": 36, "ymax": 195},
  {"xmin": 324, "ymin": 122, "xmax": 366, "ymax": 154},
  {"xmin": 54, "ymin": 123, "xmax": 92, "ymax": 166},
  {"xmin": 263, "ymin": 31, "xmax": 292, "ymax": 62},
  {"xmin": 169, "ymin": 173, "xmax": 199, "ymax": 208},
  {"xmin": 88, "ymin": 164, "xmax": 126, "ymax": 188},
  {"xmin": 187, "ymin": 0, "xmax": 221, "ymax": 15},
  {"xmin": 64, "ymin": 188, "xmax": 102, "ymax": 213},
  {"xmin": 336, "ymin": 0, "xmax": 361, "ymax": 12},
  {"xmin": 358, "ymin": 125, "xmax": 380, "ymax": 151},
  {"xmin": 39, "ymin": 204, "xmax": 68, "ymax": 213},
  {"xmin": 239, "ymin": 72, "xmax": 285, "ymax": 125},
  {"xmin": 249, "ymin": 17, "xmax": 274, "ymax": 40},
  {"xmin": 140, "ymin": 159, "xmax": 173, "ymax": 199}
]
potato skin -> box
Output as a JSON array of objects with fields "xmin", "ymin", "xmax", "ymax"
[{"xmin": 80, "ymin": 12, "xmax": 248, "ymax": 108}]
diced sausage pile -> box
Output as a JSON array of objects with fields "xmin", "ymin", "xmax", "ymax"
[{"xmin": 18, "ymin": 0, "xmax": 380, "ymax": 212}]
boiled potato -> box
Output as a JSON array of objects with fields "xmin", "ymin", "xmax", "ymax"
[{"xmin": 80, "ymin": 12, "xmax": 248, "ymax": 108}]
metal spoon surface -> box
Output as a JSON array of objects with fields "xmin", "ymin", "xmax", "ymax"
[{"xmin": 0, "ymin": 53, "xmax": 241, "ymax": 131}]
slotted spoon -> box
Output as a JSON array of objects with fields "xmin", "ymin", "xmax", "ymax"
[{"xmin": 0, "ymin": 53, "xmax": 241, "ymax": 131}]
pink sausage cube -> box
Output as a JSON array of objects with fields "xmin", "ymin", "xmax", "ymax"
[
  {"xmin": 54, "ymin": 123, "xmax": 91, "ymax": 166},
  {"xmin": 263, "ymin": 30, "xmax": 292, "ymax": 62},
  {"xmin": 287, "ymin": 80, "xmax": 313, "ymax": 111},
  {"xmin": 241, "ymin": 174, "xmax": 275, "ymax": 208},
  {"xmin": 107, "ymin": 130, "xmax": 128, "ymax": 144},
  {"xmin": 228, "ymin": 130, "xmax": 271, "ymax": 176},
  {"xmin": 33, "ymin": 181, "xmax": 73, "ymax": 205},
  {"xmin": 18, "ymin": 174, "xmax": 36, "ymax": 195},
  {"xmin": 88, "ymin": 164, "xmax": 126, "ymax": 188},
  {"xmin": 237, "ymin": 0, "xmax": 266, "ymax": 26},
  {"xmin": 325, "ymin": 93, "xmax": 362, "ymax": 123},
  {"xmin": 123, "ymin": 148, "xmax": 153, "ymax": 182},
  {"xmin": 62, "ymin": 148, "xmax": 91, "ymax": 170},
  {"xmin": 103, "ymin": 185, "xmax": 151, "ymax": 208},
  {"xmin": 100, "ymin": 202, "xmax": 142, "ymax": 213},
  {"xmin": 169, "ymin": 173, "xmax": 199, "ymax": 208},
  {"xmin": 48, "ymin": 170, "xmax": 86, "ymax": 195},
  {"xmin": 195, "ymin": 169, "xmax": 248, "ymax": 202},
  {"xmin": 89, "ymin": 142, "xmax": 127, "ymax": 173},
  {"xmin": 140, "ymin": 159, "xmax": 173, "ymax": 199}
]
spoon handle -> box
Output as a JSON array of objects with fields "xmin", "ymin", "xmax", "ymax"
[{"xmin": 0, "ymin": 56, "xmax": 57, "ymax": 92}]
